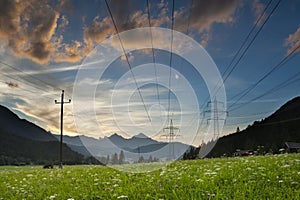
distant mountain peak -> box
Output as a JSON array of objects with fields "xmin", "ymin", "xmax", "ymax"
[
  {"xmin": 133, "ymin": 133, "xmax": 148, "ymax": 138},
  {"xmin": 109, "ymin": 133, "xmax": 123, "ymax": 138}
]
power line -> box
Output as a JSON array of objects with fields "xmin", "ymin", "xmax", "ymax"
[
  {"xmin": 215, "ymin": 0, "xmax": 281, "ymax": 98},
  {"xmin": 0, "ymin": 60, "xmax": 73, "ymax": 100},
  {"xmin": 104, "ymin": 0, "xmax": 152, "ymax": 122},
  {"xmin": 199, "ymin": 0, "xmax": 274, "ymax": 108},
  {"xmin": 227, "ymin": 110, "xmax": 273, "ymax": 119},
  {"xmin": 217, "ymin": 0, "xmax": 282, "ymax": 96},
  {"xmin": 0, "ymin": 72, "xmax": 59, "ymax": 102},
  {"xmin": 226, "ymin": 116, "xmax": 300, "ymax": 128},
  {"xmin": 228, "ymin": 42, "xmax": 300, "ymax": 111},
  {"xmin": 229, "ymin": 68, "xmax": 300, "ymax": 112},
  {"xmin": 146, "ymin": 0, "xmax": 162, "ymax": 120},
  {"xmin": 197, "ymin": 0, "xmax": 279, "ymax": 133},
  {"xmin": 170, "ymin": 0, "xmax": 194, "ymax": 117},
  {"xmin": 167, "ymin": 0, "xmax": 175, "ymax": 123},
  {"xmin": 0, "ymin": 60, "xmax": 64, "ymax": 91}
]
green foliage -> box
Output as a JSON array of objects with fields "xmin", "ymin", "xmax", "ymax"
[
  {"xmin": 0, "ymin": 154, "xmax": 299, "ymax": 199},
  {"xmin": 209, "ymin": 97, "xmax": 300, "ymax": 157},
  {"xmin": 183, "ymin": 146, "xmax": 201, "ymax": 160}
]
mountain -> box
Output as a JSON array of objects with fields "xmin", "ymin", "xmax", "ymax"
[
  {"xmin": 134, "ymin": 133, "xmax": 148, "ymax": 138},
  {"xmin": 60, "ymin": 133, "xmax": 192, "ymax": 162},
  {"xmin": 0, "ymin": 105, "xmax": 86, "ymax": 165},
  {"xmin": 0, "ymin": 105, "xmax": 56, "ymax": 141},
  {"xmin": 0, "ymin": 130, "xmax": 84, "ymax": 165},
  {"xmin": 53, "ymin": 134, "xmax": 92, "ymax": 157},
  {"xmin": 208, "ymin": 96, "xmax": 300, "ymax": 157},
  {"xmin": 108, "ymin": 133, "xmax": 161, "ymax": 151}
]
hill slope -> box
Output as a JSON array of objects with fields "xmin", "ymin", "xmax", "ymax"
[
  {"xmin": 208, "ymin": 96, "xmax": 300, "ymax": 157},
  {"xmin": 0, "ymin": 105, "xmax": 56, "ymax": 141},
  {"xmin": 0, "ymin": 105, "xmax": 85, "ymax": 165}
]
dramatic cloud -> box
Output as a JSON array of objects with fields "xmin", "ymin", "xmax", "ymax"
[
  {"xmin": 0, "ymin": 0, "xmax": 240, "ymax": 64},
  {"xmin": 0, "ymin": 0, "xmax": 59, "ymax": 64},
  {"xmin": 174, "ymin": 0, "xmax": 240, "ymax": 46},
  {"xmin": 59, "ymin": 15, "xmax": 69, "ymax": 31},
  {"xmin": 284, "ymin": 27, "xmax": 300, "ymax": 55},
  {"xmin": 54, "ymin": 39, "xmax": 86, "ymax": 63},
  {"xmin": 177, "ymin": 0, "xmax": 239, "ymax": 31},
  {"xmin": 55, "ymin": 0, "xmax": 73, "ymax": 13},
  {"xmin": 83, "ymin": 16, "xmax": 115, "ymax": 46}
]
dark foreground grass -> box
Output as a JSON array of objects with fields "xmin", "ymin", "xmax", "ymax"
[{"xmin": 0, "ymin": 154, "xmax": 299, "ymax": 199}]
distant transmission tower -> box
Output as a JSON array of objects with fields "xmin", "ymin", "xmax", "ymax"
[
  {"xmin": 161, "ymin": 119, "xmax": 180, "ymax": 160},
  {"xmin": 205, "ymin": 97, "xmax": 227, "ymax": 139}
]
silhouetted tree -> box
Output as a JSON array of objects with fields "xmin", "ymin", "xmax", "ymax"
[
  {"xmin": 111, "ymin": 153, "xmax": 118, "ymax": 165},
  {"xmin": 138, "ymin": 156, "xmax": 144, "ymax": 163},
  {"xmin": 119, "ymin": 150, "xmax": 125, "ymax": 164},
  {"xmin": 106, "ymin": 155, "xmax": 110, "ymax": 165}
]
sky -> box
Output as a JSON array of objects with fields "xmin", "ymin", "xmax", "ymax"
[{"xmin": 0, "ymin": 0, "xmax": 300, "ymax": 146}]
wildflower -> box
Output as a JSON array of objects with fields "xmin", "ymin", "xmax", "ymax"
[
  {"xmin": 208, "ymin": 193, "xmax": 216, "ymax": 197},
  {"xmin": 49, "ymin": 194, "xmax": 57, "ymax": 199},
  {"xmin": 117, "ymin": 195, "xmax": 128, "ymax": 199},
  {"xmin": 67, "ymin": 198, "xmax": 74, "ymax": 200},
  {"xmin": 279, "ymin": 180, "xmax": 284, "ymax": 183}
]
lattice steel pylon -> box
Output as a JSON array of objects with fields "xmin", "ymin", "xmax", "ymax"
[
  {"xmin": 161, "ymin": 119, "xmax": 180, "ymax": 160},
  {"xmin": 205, "ymin": 97, "xmax": 227, "ymax": 139}
]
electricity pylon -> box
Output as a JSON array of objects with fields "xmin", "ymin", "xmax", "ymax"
[{"xmin": 161, "ymin": 119, "xmax": 180, "ymax": 160}]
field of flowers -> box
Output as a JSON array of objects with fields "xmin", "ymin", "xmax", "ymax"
[{"xmin": 0, "ymin": 154, "xmax": 299, "ymax": 199}]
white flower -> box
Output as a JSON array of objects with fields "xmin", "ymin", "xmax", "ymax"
[
  {"xmin": 49, "ymin": 194, "xmax": 57, "ymax": 199},
  {"xmin": 67, "ymin": 198, "xmax": 74, "ymax": 200},
  {"xmin": 117, "ymin": 195, "xmax": 128, "ymax": 199}
]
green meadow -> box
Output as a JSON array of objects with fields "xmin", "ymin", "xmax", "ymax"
[{"xmin": 0, "ymin": 154, "xmax": 299, "ymax": 200}]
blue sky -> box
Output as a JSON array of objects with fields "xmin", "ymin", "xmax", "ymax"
[{"xmin": 0, "ymin": 0, "xmax": 300, "ymax": 145}]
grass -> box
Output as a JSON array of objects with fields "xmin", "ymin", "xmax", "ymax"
[{"xmin": 0, "ymin": 154, "xmax": 299, "ymax": 199}]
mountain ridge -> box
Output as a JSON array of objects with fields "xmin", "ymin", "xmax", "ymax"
[
  {"xmin": 0, "ymin": 105, "xmax": 56, "ymax": 142},
  {"xmin": 0, "ymin": 105, "xmax": 93, "ymax": 165},
  {"xmin": 207, "ymin": 96, "xmax": 300, "ymax": 157}
]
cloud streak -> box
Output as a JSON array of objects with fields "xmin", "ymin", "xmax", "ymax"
[{"xmin": 284, "ymin": 26, "xmax": 300, "ymax": 55}]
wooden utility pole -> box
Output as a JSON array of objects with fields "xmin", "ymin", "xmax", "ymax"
[{"xmin": 55, "ymin": 90, "xmax": 71, "ymax": 169}]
